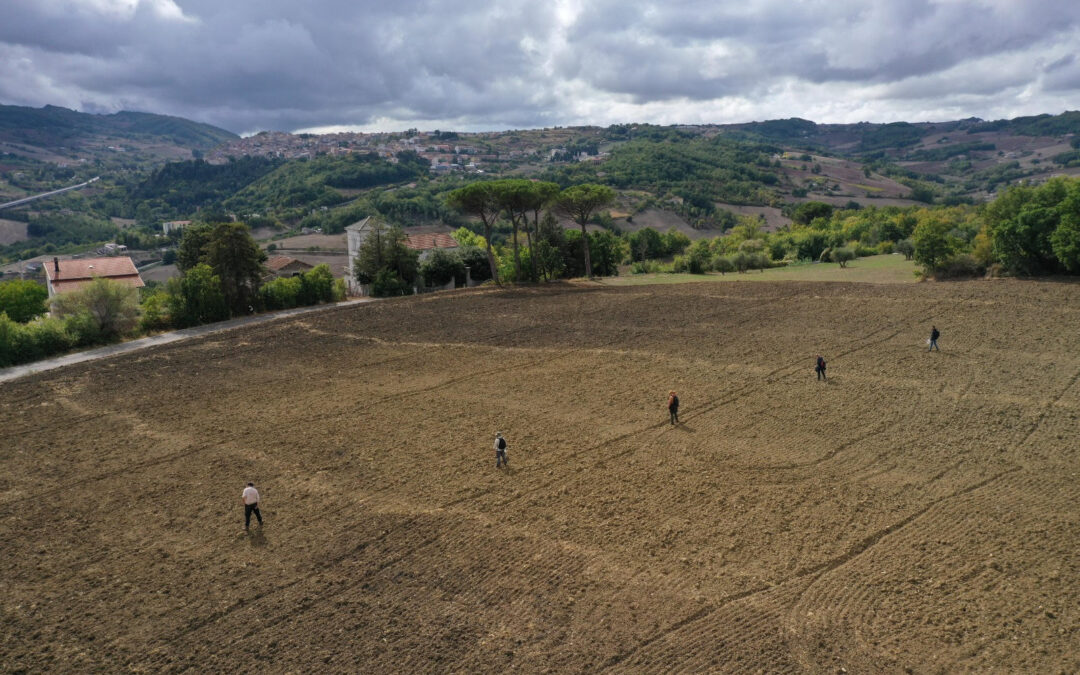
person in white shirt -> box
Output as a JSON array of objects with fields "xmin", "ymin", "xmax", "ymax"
[
  {"xmin": 494, "ymin": 432, "xmax": 508, "ymax": 468},
  {"xmin": 241, "ymin": 482, "xmax": 262, "ymax": 530}
]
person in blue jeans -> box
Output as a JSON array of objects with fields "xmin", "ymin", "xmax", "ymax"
[
  {"xmin": 494, "ymin": 432, "xmax": 508, "ymax": 468},
  {"xmin": 929, "ymin": 326, "xmax": 940, "ymax": 352},
  {"xmin": 815, "ymin": 355, "xmax": 827, "ymax": 381}
]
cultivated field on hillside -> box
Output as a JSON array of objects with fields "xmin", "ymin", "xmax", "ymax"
[{"xmin": 1, "ymin": 280, "xmax": 1078, "ymax": 672}]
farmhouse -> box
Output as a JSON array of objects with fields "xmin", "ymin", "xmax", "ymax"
[
  {"xmin": 264, "ymin": 255, "xmax": 314, "ymax": 279},
  {"xmin": 345, "ymin": 217, "xmax": 462, "ymax": 294},
  {"xmin": 404, "ymin": 232, "xmax": 459, "ymax": 260},
  {"xmin": 43, "ymin": 256, "xmax": 145, "ymax": 298}
]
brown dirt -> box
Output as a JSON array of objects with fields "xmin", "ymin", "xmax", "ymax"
[
  {"xmin": 0, "ymin": 218, "xmax": 29, "ymax": 245},
  {"xmin": 1, "ymin": 280, "xmax": 1078, "ymax": 673}
]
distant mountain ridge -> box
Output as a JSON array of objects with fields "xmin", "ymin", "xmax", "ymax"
[{"xmin": 0, "ymin": 103, "xmax": 238, "ymax": 153}]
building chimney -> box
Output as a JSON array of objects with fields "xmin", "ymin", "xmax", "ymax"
[{"xmin": 54, "ymin": 257, "xmax": 60, "ymax": 277}]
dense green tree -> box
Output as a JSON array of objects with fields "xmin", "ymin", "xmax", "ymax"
[
  {"xmin": 0, "ymin": 279, "xmax": 48, "ymax": 323},
  {"xmin": 446, "ymin": 182, "xmax": 501, "ymax": 283},
  {"xmin": 628, "ymin": 227, "xmax": 666, "ymax": 261},
  {"xmin": 138, "ymin": 290, "xmax": 172, "ymax": 332},
  {"xmin": 203, "ymin": 222, "xmax": 266, "ymax": 315},
  {"xmin": 491, "ymin": 179, "xmax": 535, "ymax": 282},
  {"xmin": 664, "ymin": 228, "xmax": 691, "ymax": 256},
  {"xmin": 166, "ymin": 264, "xmax": 229, "ymax": 327},
  {"xmin": 176, "ymin": 223, "xmax": 214, "ymax": 272},
  {"xmin": 420, "ymin": 248, "xmax": 467, "ymax": 287},
  {"xmin": 353, "ymin": 221, "xmax": 419, "ymax": 296},
  {"xmin": 299, "ymin": 264, "xmax": 337, "ymax": 305},
  {"xmin": 554, "ymin": 184, "xmax": 616, "ymax": 278},
  {"xmin": 1050, "ymin": 181, "xmax": 1080, "ymax": 272},
  {"xmin": 985, "ymin": 179, "xmax": 1068, "ymax": 275},
  {"xmin": 791, "ymin": 201, "xmax": 834, "ymax": 225},
  {"xmin": 912, "ymin": 215, "xmax": 958, "ymax": 271}
]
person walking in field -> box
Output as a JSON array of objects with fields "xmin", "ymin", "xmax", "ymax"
[
  {"xmin": 494, "ymin": 432, "xmax": 508, "ymax": 468},
  {"xmin": 815, "ymin": 355, "xmax": 827, "ymax": 381},
  {"xmin": 929, "ymin": 325, "xmax": 941, "ymax": 352},
  {"xmin": 242, "ymin": 482, "xmax": 262, "ymax": 531},
  {"xmin": 668, "ymin": 390, "xmax": 680, "ymax": 425}
]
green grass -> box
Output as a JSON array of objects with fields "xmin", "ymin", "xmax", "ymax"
[{"xmin": 601, "ymin": 254, "xmax": 918, "ymax": 287}]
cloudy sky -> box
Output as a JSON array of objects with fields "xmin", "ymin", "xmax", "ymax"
[{"xmin": 1, "ymin": 0, "xmax": 1078, "ymax": 135}]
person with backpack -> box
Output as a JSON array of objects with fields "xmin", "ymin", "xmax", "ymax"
[
  {"xmin": 494, "ymin": 432, "xmax": 508, "ymax": 468},
  {"xmin": 815, "ymin": 355, "xmax": 827, "ymax": 381},
  {"xmin": 667, "ymin": 390, "xmax": 680, "ymax": 425},
  {"xmin": 929, "ymin": 325, "xmax": 940, "ymax": 352}
]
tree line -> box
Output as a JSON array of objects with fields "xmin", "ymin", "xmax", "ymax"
[{"xmin": 0, "ymin": 220, "xmax": 344, "ymax": 367}]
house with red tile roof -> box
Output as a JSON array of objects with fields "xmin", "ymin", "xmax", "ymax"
[
  {"xmin": 404, "ymin": 233, "xmax": 459, "ymax": 256},
  {"xmin": 264, "ymin": 255, "xmax": 314, "ymax": 279},
  {"xmin": 43, "ymin": 256, "xmax": 145, "ymax": 298}
]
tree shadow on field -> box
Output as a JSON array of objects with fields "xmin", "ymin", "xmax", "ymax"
[{"xmin": 248, "ymin": 528, "xmax": 268, "ymax": 547}]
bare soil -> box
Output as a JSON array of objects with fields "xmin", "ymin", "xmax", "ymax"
[
  {"xmin": 0, "ymin": 219, "xmax": 28, "ymax": 245},
  {"xmin": 1, "ymin": 280, "xmax": 1078, "ymax": 673}
]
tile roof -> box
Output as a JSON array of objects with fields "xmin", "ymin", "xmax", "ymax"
[
  {"xmin": 405, "ymin": 233, "xmax": 459, "ymax": 251},
  {"xmin": 45, "ymin": 257, "xmax": 143, "ymax": 283},
  {"xmin": 44, "ymin": 256, "xmax": 144, "ymax": 294},
  {"xmin": 51, "ymin": 277, "xmax": 144, "ymax": 294},
  {"xmin": 265, "ymin": 255, "xmax": 310, "ymax": 271}
]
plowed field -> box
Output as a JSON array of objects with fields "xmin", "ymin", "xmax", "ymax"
[{"xmin": 2, "ymin": 280, "xmax": 1078, "ymax": 673}]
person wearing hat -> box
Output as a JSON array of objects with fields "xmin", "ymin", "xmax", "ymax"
[
  {"xmin": 494, "ymin": 432, "xmax": 509, "ymax": 468},
  {"xmin": 667, "ymin": 390, "xmax": 680, "ymax": 425}
]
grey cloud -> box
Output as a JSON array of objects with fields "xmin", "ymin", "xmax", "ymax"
[{"xmin": 0, "ymin": 0, "xmax": 1077, "ymax": 132}]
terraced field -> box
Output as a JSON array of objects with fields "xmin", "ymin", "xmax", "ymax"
[{"xmin": 1, "ymin": 279, "xmax": 1078, "ymax": 673}]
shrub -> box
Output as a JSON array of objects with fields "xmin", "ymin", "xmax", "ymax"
[
  {"xmin": 630, "ymin": 260, "xmax": 664, "ymax": 274},
  {"xmin": 139, "ymin": 290, "xmax": 172, "ymax": 333},
  {"xmin": 853, "ymin": 243, "xmax": 877, "ymax": 258},
  {"xmin": 0, "ymin": 313, "xmax": 74, "ymax": 367},
  {"xmin": 731, "ymin": 251, "xmax": 752, "ymax": 272},
  {"xmin": 0, "ymin": 280, "xmax": 49, "ymax": 323},
  {"xmin": 260, "ymin": 276, "xmax": 303, "ymax": 310},
  {"xmin": 420, "ymin": 249, "xmax": 467, "ymax": 287},
  {"xmin": 878, "ymin": 241, "xmax": 894, "ymax": 255},
  {"xmin": 671, "ymin": 254, "xmax": 707, "ymax": 274},
  {"xmin": 50, "ymin": 278, "xmax": 139, "ymax": 345},
  {"xmin": 931, "ymin": 254, "xmax": 983, "ymax": 279},
  {"xmin": 299, "ymin": 264, "xmax": 336, "ymax": 304},
  {"xmin": 831, "ymin": 247, "xmax": 856, "ymax": 267},
  {"xmin": 372, "ymin": 268, "xmax": 413, "ymax": 297},
  {"xmin": 713, "ymin": 256, "xmax": 736, "ymax": 274},
  {"xmin": 458, "ymin": 246, "xmax": 491, "ymax": 282},
  {"xmin": 166, "ymin": 264, "xmax": 230, "ymax": 328},
  {"xmin": 895, "ymin": 239, "xmax": 915, "ymax": 260}
]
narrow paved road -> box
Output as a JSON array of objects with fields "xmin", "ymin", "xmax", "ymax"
[{"xmin": 0, "ymin": 298, "xmax": 371, "ymax": 383}]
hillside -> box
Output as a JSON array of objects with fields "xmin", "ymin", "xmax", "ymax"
[
  {"xmin": 2, "ymin": 280, "xmax": 1077, "ymax": 671},
  {"xmin": 1, "ymin": 108, "xmax": 1077, "ymax": 266},
  {"xmin": 0, "ymin": 103, "xmax": 238, "ymax": 164}
]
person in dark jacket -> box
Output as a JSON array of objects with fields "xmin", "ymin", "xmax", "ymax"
[
  {"xmin": 929, "ymin": 325, "xmax": 940, "ymax": 352},
  {"xmin": 815, "ymin": 355, "xmax": 827, "ymax": 381},
  {"xmin": 667, "ymin": 390, "xmax": 680, "ymax": 425},
  {"xmin": 494, "ymin": 432, "xmax": 508, "ymax": 468}
]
